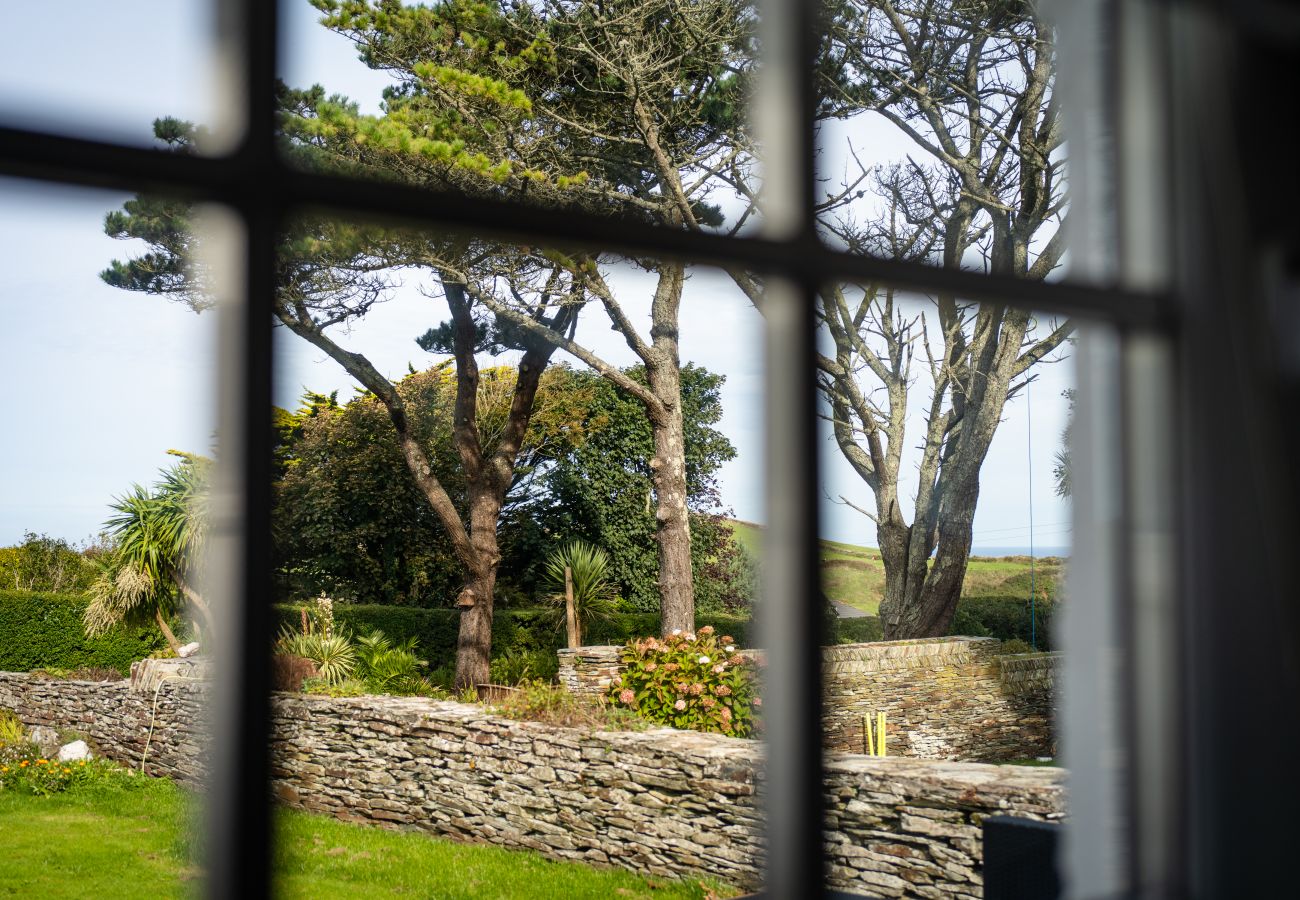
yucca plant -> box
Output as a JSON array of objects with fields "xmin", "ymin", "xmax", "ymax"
[
  {"xmin": 276, "ymin": 626, "xmax": 357, "ymax": 685},
  {"xmin": 543, "ymin": 540, "xmax": 620, "ymax": 647}
]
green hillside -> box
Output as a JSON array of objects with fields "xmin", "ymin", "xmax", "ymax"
[{"xmin": 727, "ymin": 520, "xmax": 1065, "ymax": 615}]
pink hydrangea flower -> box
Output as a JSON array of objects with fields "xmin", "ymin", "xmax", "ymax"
[
  {"xmin": 715, "ymin": 685, "xmax": 732, "ymax": 697},
  {"xmin": 712, "ymin": 664, "xmax": 725, "ymax": 674},
  {"xmin": 698, "ymin": 625, "xmax": 715, "ymax": 636},
  {"xmin": 619, "ymin": 689, "xmax": 635, "ymax": 705},
  {"xmin": 720, "ymin": 706, "xmax": 732, "ymax": 720},
  {"xmin": 645, "ymin": 662, "xmax": 658, "ymax": 672},
  {"xmin": 698, "ymin": 655, "xmax": 710, "ymax": 664},
  {"xmin": 684, "ymin": 632, "xmax": 696, "ymax": 642},
  {"xmin": 753, "ymin": 697, "xmax": 762, "ymax": 707},
  {"xmin": 689, "ymin": 683, "xmax": 704, "ymax": 696},
  {"xmin": 674, "ymin": 699, "xmax": 687, "ymax": 711}
]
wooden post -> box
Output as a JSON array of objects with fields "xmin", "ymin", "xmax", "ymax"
[{"xmin": 564, "ymin": 565, "xmax": 578, "ymax": 649}]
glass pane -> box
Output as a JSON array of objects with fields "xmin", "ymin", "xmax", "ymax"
[
  {"xmin": 0, "ymin": 177, "xmax": 223, "ymax": 892},
  {"xmin": 817, "ymin": 0, "xmax": 1095, "ymax": 284},
  {"xmin": 264, "ymin": 209, "xmax": 768, "ymax": 893},
  {"xmin": 278, "ymin": 0, "xmax": 762, "ymax": 236},
  {"xmin": 0, "ymin": 1, "xmax": 226, "ymax": 149},
  {"xmin": 816, "ymin": 284, "xmax": 1078, "ymax": 894}
]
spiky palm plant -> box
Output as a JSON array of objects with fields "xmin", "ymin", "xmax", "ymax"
[
  {"xmin": 84, "ymin": 455, "xmax": 211, "ymax": 651},
  {"xmin": 544, "ymin": 540, "xmax": 620, "ymax": 647},
  {"xmin": 277, "ymin": 626, "xmax": 357, "ymax": 685}
]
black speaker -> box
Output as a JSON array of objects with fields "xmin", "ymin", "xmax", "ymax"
[{"xmin": 982, "ymin": 816, "xmax": 1061, "ymax": 900}]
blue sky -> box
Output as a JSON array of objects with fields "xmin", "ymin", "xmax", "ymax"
[{"xmin": 0, "ymin": 1, "xmax": 1072, "ymax": 553}]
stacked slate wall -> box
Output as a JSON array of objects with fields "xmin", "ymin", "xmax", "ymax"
[
  {"xmin": 559, "ymin": 637, "xmax": 1059, "ymax": 761},
  {"xmin": 0, "ymin": 670, "xmax": 1064, "ymax": 898}
]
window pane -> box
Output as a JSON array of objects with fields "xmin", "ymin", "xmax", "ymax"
[
  {"xmin": 0, "ymin": 1, "xmax": 227, "ymax": 149},
  {"xmin": 816, "ymin": 285, "xmax": 1081, "ymax": 895},
  {"xmin": 279, "ymin": 0, "xmax": 763, "ymax": 236},
  {"xmin": 260, "ymin": 210, "xmax": 769, "ymax": 894},
  {"xmin": 0, "ymin": 177, "xmax": 225, "ymax": 893},
  {"xmin": 816, "ymin": 0, "xmax": 1103, "ymax": 285}
]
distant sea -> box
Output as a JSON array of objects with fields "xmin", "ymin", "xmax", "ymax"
[{"xmin": 969, "ymin": 546, "xmax": 1070, "ymax": 558}]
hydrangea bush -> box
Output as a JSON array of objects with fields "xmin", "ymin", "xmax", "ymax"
[{"xmin": 608, "ymin": 626, "xmax": 761, "ymax": 738}]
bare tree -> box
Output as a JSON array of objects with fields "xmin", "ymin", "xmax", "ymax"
[{"xmin": 815, "ymin": 0, "xmax": 1074, "ymax": 637}]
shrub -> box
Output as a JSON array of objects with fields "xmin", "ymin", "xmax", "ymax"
[
  {"xmin": 271, "ymin": 654, "xmax": 318, "ymax": 692},
  {"xmin": 494, "ymin": 681, "xmax": 647, "ymax": 731},
  {"xmin": 271, "ymin": 604, "xmax": 756, "ymax": 672},
  {"xmin": 949, "ymin": 596, "xmax": 1057, "ymax": 649},
  {"xmin": 353, "ymin": 630, "xmax": 431, "ymax": 695},
  {"xmin": 608, "ymin": 627, "xmax": 761, "ymax": 738},
  {"xmin": 302, "ymin": 677, "xmax": 369, "ymax": 698},
  {"xmin": 0, "ymin": 709, "xmax": 24, "ymax": 745},
  {"xmin": 835, "ymin": 616, "xmax": 883, "ymax": 644},
  {"xmin": 0, "ymin": 590, "xmax": 168, "ymax": 674},
  {"xmin": 489, "ymin": 647, "xmax": 558, "ymax": 686}
]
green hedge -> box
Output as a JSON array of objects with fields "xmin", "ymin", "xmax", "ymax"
[
  {"xmin": 950, "ymin": 595, "xmax": 1057, "ymax": 650},
  {"xmin": 0, "ymin": 590, "xmax": 169, "ymax": 674}
]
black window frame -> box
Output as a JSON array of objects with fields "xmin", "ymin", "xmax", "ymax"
[{"xmin": 15, "ymin": 1, "xmax": 1291, "ymax": 898}]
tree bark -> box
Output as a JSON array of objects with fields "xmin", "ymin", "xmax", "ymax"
[
  {"xmin": 154, "ymin": 608, "xmax": 183, "ymax": 654},
  {"xmin": 648, "ymin": 372, "xmax": 694, "ymax": 635}
]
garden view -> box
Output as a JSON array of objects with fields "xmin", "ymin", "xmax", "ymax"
[{"xmin": 1, "ymin": 1, "xmax": 1075, "ymax": 896}]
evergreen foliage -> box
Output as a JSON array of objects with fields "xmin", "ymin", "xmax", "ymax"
[{"xmin": 0, "ymin": 591, "xmax": 168, "ymax": 674}]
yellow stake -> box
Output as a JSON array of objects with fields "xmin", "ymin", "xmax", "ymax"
[
  {"xmin": 878, "ymin": 711, "xmax": 887, "ymax": 757},
  {"xmin": 865, "ymin": 714, "xmax": 875, "ymax": 756}
]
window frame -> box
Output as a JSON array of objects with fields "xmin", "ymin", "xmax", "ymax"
[{"xmin": 0, "ymin": 1, "xmax": 1192, "ymax": 898}]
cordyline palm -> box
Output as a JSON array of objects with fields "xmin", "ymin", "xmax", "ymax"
[
  {"xmin": 545, "ymin": 540, "xmax": 620, "ymax": 647},
  {"xmin": 84, "ymin": 454, "xmax": 213, "ymax": 652}
]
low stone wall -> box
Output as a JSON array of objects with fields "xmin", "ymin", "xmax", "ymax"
[
  {"xmin": 559, "ymin": 637, "xmax": 1059, "ymax": 761},
  {"xmin": 823, "ymin": 638, "xmax": 1059, "ymax": 761},
  {"xmin": 0, "ymin": 670, "xmax": 1065, "ymax": 897},
  {"xmin": 0, "ymin": 670, "xmax": 208, "ymax": 783},
  {"xmin": 555, "ymin": 645, "xmax": 624, "ymax": 700}
]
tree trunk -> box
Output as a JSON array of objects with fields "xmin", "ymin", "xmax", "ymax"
[
  {"xmin": 878, "ymin": 479, "xmax": 980, "ymax": 639},
  {"xmin": 647, "ymin": 368, "xmax": 695, "ymax": 636},
  {"xmin": 154, "ymin": 608, "xmax": 183, "ymax": 654},
  {"xmin": 453, "ymin": 487, "xmax": 504, "ymax": 690}
]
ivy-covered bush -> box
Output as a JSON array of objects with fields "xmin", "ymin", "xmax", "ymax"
[
  {"xmin": 0, "ymin": 590, "xmax": 168, "ymax": 674},
  {"xmin": 608, "ymin": 627, "xmax": 761, "ymax": 738}
]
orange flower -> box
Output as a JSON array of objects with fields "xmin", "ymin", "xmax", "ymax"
[
  {"xmin": 19, "ymin": 761, "xmax": 28, "ymax": 767},
  {"xmin": 37, "ymin": 759, "xmax": 47, "ymax": 765},
  {"xmin": 79, "ymin": 761, "xmax": 86, "ymax": 767}
]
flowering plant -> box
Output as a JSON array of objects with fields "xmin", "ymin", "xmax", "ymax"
[
  {"xmin": 608, "ymin": 626, "xmax": 761, "ymax": 737},
  {"xmin": 0, "ymin": 754, "xmax": 130, "ymax": 796}
]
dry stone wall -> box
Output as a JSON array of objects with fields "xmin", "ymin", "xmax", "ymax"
[
  {"xmin": 0, "ymin": 670, "xmax": 1065, "ymax": 898},
  {"xmin": 559, "ymin": 637, "xmax": 1059, "ymax": 761}
]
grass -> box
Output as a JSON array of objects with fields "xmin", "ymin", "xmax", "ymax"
[
  {"xmin": 0, "ymin": 778, "xmax": 735, "ymax": 899},
  {"xmin": 727, "ymin": 519, "xmax": 1065, "ymax": 615}
]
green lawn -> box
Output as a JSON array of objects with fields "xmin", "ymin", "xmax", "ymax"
[
  {"xmin": 727, "ymin": 519, "xmax": 1065, "ymax": 615},
  {"xmin": 0, "ymin": 780, "xmax": 732, "ymax": 899}
]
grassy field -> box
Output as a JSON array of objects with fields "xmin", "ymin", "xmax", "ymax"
[
  {"xmin": 0, "ymin": 780, "xmax": 733, "ymax": 899},
  {"xmin": 728, "ymin": 520, "xmax": 1065, "ymax": 615}
]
